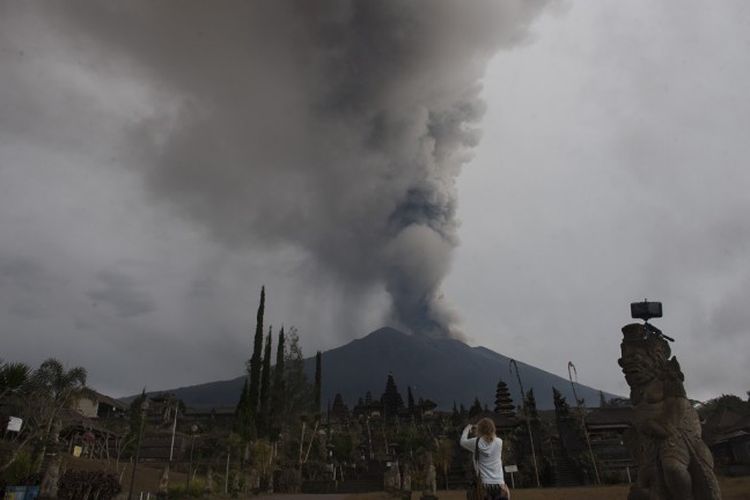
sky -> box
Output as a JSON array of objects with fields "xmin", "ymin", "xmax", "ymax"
[{"xmin": 1, "ymin": 1, "xmax": 748, "ymax": 401}]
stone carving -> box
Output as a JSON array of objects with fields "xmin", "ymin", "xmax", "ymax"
[
  {"xmin": 384, "ymin": 463, "xmax": 398, "ymax": 491},
  {"xmin": 420, "ymin": 452, "xmax": 438, "ymax": 500},
  {"xmin": 158, "ymin": 465, "xmax": 169, "ymax": 494},
  {"xmin": 619, "ymin": 323, "xmax": 721, "ymax": 500},
  {"xmin": 205, "ymin": 466, "xmax": 214, "ymax": 494},
  {"xmin": 402, "ymin": 464, "xmax": 412, "ymax": 492}
]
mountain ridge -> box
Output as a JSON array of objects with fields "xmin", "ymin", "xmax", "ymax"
[{"xmin": 131, "ymin": 326, "xmax": 619, "ymax": 410}]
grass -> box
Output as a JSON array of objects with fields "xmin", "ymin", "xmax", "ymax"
[{"xmin": 336, "ymin": 476, "xmax": 750, "ymax": 500}]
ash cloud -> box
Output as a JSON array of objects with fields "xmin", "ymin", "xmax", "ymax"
[{"xmin": 32, "ymin": 1, "xmax": 551, "ymax": 338}]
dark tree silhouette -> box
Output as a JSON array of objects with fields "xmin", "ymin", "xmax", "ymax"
[
  {"xmin": 451, "ymin": 401, "xmax": 462, "ymax": 427},
  {"xmin": 234, "ymin": 378, "xmax": 253, "ymax": 440},
  {"xmin": 407, "ymin": 386, "xmax": 415, "ymax": 415},
  {"xmin": 258, "ymin": 327, "xmax": 273, "ymax": 437},
  {"xmin": 246, "ymin": 286, "xmax": 266, "ymax": 430},
  {"xmin": 381, "ymin": 373, "xmax": 404, "ymax": 420},
  {"xmin": 469, "ymin": 397, "xmax": 483, "ymax": 417},
  {"xmin": 314, "ymin": 351, "xmax": 322, "ymax": 414},
  {"xmin": 270, "ymin": 327, "xmax": 286, "ymax": 438}
]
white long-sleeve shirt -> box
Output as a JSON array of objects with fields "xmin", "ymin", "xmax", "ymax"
[{"xmin": 460, "ymin": 424, "xmax": 505, "ymax": 485}]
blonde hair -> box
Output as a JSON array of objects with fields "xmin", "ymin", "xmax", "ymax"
[{"xmin": 477, "ymin": 417, "xmax": 496, "ymax": 443}]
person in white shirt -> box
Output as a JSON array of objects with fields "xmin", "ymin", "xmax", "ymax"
[{"xmin": 460, "ymin": 418, "xmax": 511, "ymax": 500}]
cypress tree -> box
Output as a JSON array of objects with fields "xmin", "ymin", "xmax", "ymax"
[
  {"xmin": 525, "ymin": 388, "xmax": 540, "ymax": 423},
  {"xmin": 314, "ymin": 351, "xmax": 322, "ymax": 414},
  {"xmin": 407, "ymin": 386, "xmax": 415, "ymax": 415},
  {"xmin": 247, "ymin": 286, "xmax": 265, "ymax": 428},
  {"xmin": 381, "ymin": 373, "xmax": 404, "ymax": 420},
  {"xmin": 553, "ymin": 387, "xmax": 570, "ymax": 418},
  {"xmin": 270, "ymin": 327, "xmax": 286, "ymax": 430},
  {"xmin": 451, "ymin": 401, "xmax": 461, "ymax": 427},
  {"xmin": 258, "ymin": 326, "xmax": 273, "ymax": 437},
  {"xmin": 494, "ymin": 379, "xmax": 515, "ymax": 417},
  {"xmin": 469, "ymin": 397, "xmax": 483, "ymax": 417},
  {"xmin": 234, "ymin": 378, "xmax": 252, "ymax": 439}
]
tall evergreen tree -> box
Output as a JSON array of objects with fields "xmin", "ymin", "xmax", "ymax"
[
  {"xmin": 270, "ymin": 327, "xmax": 286, "ymax": 432},
  {"xmin": 407, "ymin": 386, "xmax": 415, "ymax": 415},
  {"xmin": 258, "ymin": 326, "xmax": 273, "ymax": 437},
  {"xmin": 494, "ymin": 379, "xmax": 515, "ymax": 417},
  {"xmin": 313, "ymin": 351, "xmax": 322, "ymax": 414},
  {"xmin": 234, "ymin": 378, "xmax": 252, "ymax": 439},
  {"xmin": 283, "ymin": 328, "xmax": 312, "ymax": 421},
  {"xmin": 469, "ymin": 397, "xmax": 483, "ymax": 417},
  {"xmin": 381, "ymin": 373, "xmax": 404, "ymax": 420},
  {"xmin": 451, "ymin": 401, "xmax": 461, "ymax": 427},
  {"xmin": 553, "ymin": 387, "xmax": 570, "ymax": 418},
  {"xmin": 524, "ymin": 388, "xmax": 540, "ymax": 423},
  {"xmin": 247, "ymin": 286, "xmax": 265, "ymax": 428}
]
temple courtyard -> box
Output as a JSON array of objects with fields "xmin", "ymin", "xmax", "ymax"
[{"xmin": 251, "ymin": 476, "xmax": 750, "ymax": 500}]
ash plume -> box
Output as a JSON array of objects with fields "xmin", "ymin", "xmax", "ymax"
[{"xmin": 44, "ymin": 1, "xmax": 550, "ymax": 338}]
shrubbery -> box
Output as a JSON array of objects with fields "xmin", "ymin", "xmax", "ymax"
[{"xmin": 57, "ymin": 470, "xmax": 121, "ymax": 500}]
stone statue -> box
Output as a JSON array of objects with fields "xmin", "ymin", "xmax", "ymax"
[
  {"xmin": 619, "ymin": 323, "xmax": 721, "ymax": 500},
  {"xmin": 205, "ymin": 466, "xmax": 214, "ymax": 494},
  {"xmin": 420, "ymin": 452, "xmax": 438, "ymax": 500},
  {"xmin": 158, "ymin": 465, "xmax": 169, "ymax": 495},
  {"xmin": 40, "ymin": 455, "xmax": 61, "ymax": 499},
  {"xmin": 231, "ymin": 471, "xmax": 241, "ymax": 497},
  {"xmin": 384, "ymin": 465, "xmax": 396, "ymax": 491},
  {"xmin": 248, "ymin": 467, "xmax": 260, "ymax": 491},
  {"xmin": 402, "ymin": 464, "xmax": 412, "ymax": 492}
]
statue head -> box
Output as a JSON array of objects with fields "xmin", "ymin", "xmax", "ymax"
[{"xmin": 618, "ymin": 323, "xmax": 674, "ymax": 388}]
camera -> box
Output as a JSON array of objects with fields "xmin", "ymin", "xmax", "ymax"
[
  {"xmin": 630, "ymin": 300, "xmax": 662, "ymax": 322},
  {"xmin": 630, "ymin": 300, "xmax": 673, "ymax": 342}
]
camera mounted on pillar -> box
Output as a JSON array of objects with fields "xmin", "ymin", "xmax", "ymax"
[{"xmin": 630, "ymin": 300, "xmax": 674, "ymax": 342}]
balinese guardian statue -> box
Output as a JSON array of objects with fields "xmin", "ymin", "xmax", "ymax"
[{"xmin": 619, "ymin": 323, "xmax": 721, "ymax": 500}]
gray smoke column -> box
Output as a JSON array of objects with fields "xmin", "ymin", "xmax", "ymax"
[{"xmin": 46, "ymin": 0, "xmax": 550, "ymax": 338}]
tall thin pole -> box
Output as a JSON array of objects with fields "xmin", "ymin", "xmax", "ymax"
[
  {"xmin": 568, "ymin": 362, "xmax": 601, "ymax": 485},
  {"xmin": 127, "ymin": 404, "xmax": 147, "ymax": 500},
  {"xmin": 186, "ymin": 432, "xmax": 195, "ymax": 491},
  {"xmin": 509, "ymin": 359, "xmax": 541, "ymax": 488},
  {"xmin": 169, "ymin": 403, "xmax": 178, "ymax": 462},
  {"xmin": 225, "ymin": 447, "xmax": 230, "ymax": 494}
]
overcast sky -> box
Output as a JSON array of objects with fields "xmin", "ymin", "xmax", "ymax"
[{"xmin": 1, "ymin": 1, "xmax": 748, "ymax": 401}]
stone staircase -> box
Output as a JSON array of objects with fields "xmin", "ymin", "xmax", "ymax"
[{"xmin": 553, "ymin": 456, "xmax": 582, "ymax": 487}]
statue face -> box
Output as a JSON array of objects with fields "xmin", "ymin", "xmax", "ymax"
[{"xmin": 619, "ymin": 344, "xmax": 657, "ymax": 387}]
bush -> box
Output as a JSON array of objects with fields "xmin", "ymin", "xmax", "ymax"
[
  {"xmin": 58, "ymin": 470, "xmax": 121, "ymax": 500},
  {"xmin": 0, "ymin": 450, "xmax": 34, "ymax": 486},
  {"xmin": 167, "ymin": 478, "xmax": 206, "ymax": 498}
]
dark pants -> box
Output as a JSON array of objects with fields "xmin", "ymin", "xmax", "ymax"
[{"xmin": 484, "ymin": 484, "xmax": 509, "ymax": 500}]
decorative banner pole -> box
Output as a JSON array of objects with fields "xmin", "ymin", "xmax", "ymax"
[
  {"xmin": 127, "ymin": 397, "xmax": 149, "ymax": 500},
  {"xmin": 567, "ymin": 361, "xmax": 601, "ymax": 485},
  {"xmin": 509, "ymin": 359, "xmax": 541, "ymax": 488}
]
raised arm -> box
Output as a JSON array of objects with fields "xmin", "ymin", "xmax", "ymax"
[{"xmin": 459, "ymin": 424, "xmax": 477, "ymax": 451}]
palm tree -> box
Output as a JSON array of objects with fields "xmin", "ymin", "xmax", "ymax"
[
  {"xmin": 1, "ymin": 358, "xmax": 87, "ymax": 473},
  {"xmin": 0, "ymin": 359, "xmax": 31, "ymax": 402},
  {"xmin": 30, "ymin": 358, "xmax": 87, "ymax": 469}
]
